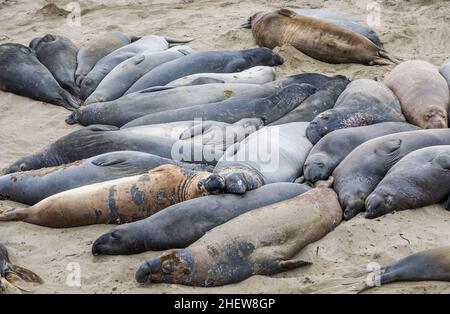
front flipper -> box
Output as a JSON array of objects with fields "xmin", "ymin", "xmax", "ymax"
[
  {"xmin": 91, "ymin": 154, "xmax": 129, "ymax": 167},
  {"xmin": 257, "ymin": 258, "xmax": 312, "ymax": 276}
]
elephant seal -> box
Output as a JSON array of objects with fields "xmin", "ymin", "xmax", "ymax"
[
  {"xmin": 29, "ymin": 34, "xmax": 79, "ymax": 96},
  {"xmin": 0, "ymin": 165, "xmax": 211, "ymax": 228},
  {"xmin": 80, "ymin": 35, "xmax": 178, "ymax": 100},
  {"xmin": 4, "ymin": 124, "xmax": 223, "ymax": 174},
  {"xmin": 203, "ymin": 122, "xmax": 312, "ymax": 195},
  {"xmin": 0, "ymin": 242, "xmax": 42, "ymax": 294},
  {"xmin": 125, "ymin": 48, "xmax": 284, "ymax": 94},
  {"xmin": 306, "ymin": 79, "xmax": 405, "ymax": 144},
  {"xmin": 385, "ymin": 60, "xmax": 450, "ymax": 129},
  {"xmin": 0, "ymin": 151, "xmax": 212, "ymax": 206},
  {"xmin": 303, "ymin": 122, "xmax": 419, "ymax": 183},
  {"xmin": 135, "ymin": 181, "xmax": 342, "ymax": 286},
  {"xmin": 84, "ymin": 46, "xmax": 193, "ymax": 105},
  {"xmin": 333, "ymin": 129, "xmax": 450, "ymax": 220},
  {"xmin": 75, "ymin": 32, "xmax": 137, "ymax": 86},
  {"xmin": 67, "ymin": 83, "xmax": 262, "ymax": 127},
  {"xmin": 366, "ymin": 146, "xmax": 450, "ymax": 219},
  {"xmin": 289, "ymin": 8, "xmax": 382, "ymax": 47},
  {"xmin": 242, "ymin": 9, "xmax": 398, "ymax": 65},
  {"xmin": 92, "ymin": 182, "xmax": 311, "ymax": 255},
  {"xmin": 122, "ymin": 83, "xmax": 316, "ymax": 128},
  {"xmin": 0, "ymin": 43, "xmax": 80, "ymax": 111},
  {"xmin": 166, "ymin": 66, "xmax": 276, "ymax": 87},
  {"xmin": 271, "ymin": 75, "xmax": 350, "ymax": 125},
  {"xmin": 439, "ymin": 59, "xmax": 450, "ymax": 86}
]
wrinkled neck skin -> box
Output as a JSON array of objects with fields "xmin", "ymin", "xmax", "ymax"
[
  {"xmin": 215, "ymin": 162, "xmax": 267, "ymax": 191},
  {"xmin": 175, "ymin": 170, "xmax": 211, "ymax": 202}
]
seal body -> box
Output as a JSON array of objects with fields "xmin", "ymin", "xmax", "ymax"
[
  {"xmin": 135, "ymin": 186, "xmax": 342, "ymax": 286},
  {"xmin": 333, "ymin": 129, "xmax": 450, "ymax": 220},
  {"xmin": 29, "ymin": 34, "xmax": 79, "ymax": 97},
  {"xmin": 246, "ymin": 9, "xmax": 398, "ymax": 65},
  {"xmin": 125, "ymin": 48, "xmax": 284, "ymax": 94},
  {"xmin": 92, "ymin": 182, "xmax": 311, "ymax": 255},
  {"xmin": 303, "ymin": 122, "xmax": 419, "ymax": 183},
  {"xmin": 366, "ymin": 146, "xmax": 450, "ymax": 218},
  {"xmin": 306, "ymin": 79, "xmax": 405, "ymax": 144},
  {"xmin": 0, "ymin": 165, "xmax": 211, "ymax": 228},
  {"xmin": 439, "ymin": 59, "xmax": 450, "ymax": 86},
  {"xmin": 0, "ymin": 151, "xmax": 211, "ymax": 205},
  {"xmin": 385, "ymin": 60, "xmax": 450, "ymax": 129},
  {"xmin": 0, "ymin": 43, "xmax": 80, "ymax": 111}
]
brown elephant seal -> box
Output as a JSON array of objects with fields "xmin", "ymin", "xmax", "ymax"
[
  {"xmin": 135, "ymin": 180, "xmax": 342, "ymax": 286},
  {"xmin": 385, "ymin": 60, "xmax": 450, "ymax": 129},
  {"xmin": 0, "ymin": 165, "xmax": 211, "ymax": 228},
  {"xmin": 0, "ymin": 43, "xmax": 80, "ymax": 111},
  {"xmin": 0, "ymin": 242, "xmax": 42, "ymax": 294},
  {"xmin": 243, "ymin": 9, "xmax": 399, "ymax": 65}
]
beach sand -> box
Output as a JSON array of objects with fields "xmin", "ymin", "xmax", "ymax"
[{"xmin": 0, "ymin": 0, "xmax": 449, "ymax": 294}]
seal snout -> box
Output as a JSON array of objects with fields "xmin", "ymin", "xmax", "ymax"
[
  {"xmin": 365, "ymin": 192, "xmax": 391, "ymax": 219},
  {"xmin": 341, "ymin": 193, "xmax": 365, "ymax": 220}
]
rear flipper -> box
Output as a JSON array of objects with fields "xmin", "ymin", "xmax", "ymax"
[
  {"xmin": 258, "ymin": 258, "xmax": 312, "ymax": 276},
  {"xmin": 1, "ymin": 264, "xmax": 43, "ymax": 293},
  {"xmin": 0, "ymin": 206, "xmax": 29, "ymax": 222},
  {"xmin": 0, "ymin": 277, "xmax": 21, "ymax": 294}
]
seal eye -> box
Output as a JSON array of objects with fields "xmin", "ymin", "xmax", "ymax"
[{"xmin": 19, "ymin": 163, "xmax": 27, "ymax": 171}]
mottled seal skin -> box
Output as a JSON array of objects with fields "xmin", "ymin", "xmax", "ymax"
[
  {"xmin": 67, "ymin": 83, "xmax": 262, "ymax": 127},
  {"xmin": 333, "ymin": 129, "xmax": 450, "ymax": 220},
  {"xmin": 289, "ymin": 8, "xmax": 382, "ymax": 47},
  {"xmin": 0, "ymin": 43, "xmax": 80, "ymax": 111},
  {"xmin": 0, "ymin": 242, "xmax": 42, "ymax": 294},
  {"xmin": 385, "ymin": 60, "xmax": 450, "ymax": 129},
  {"xmin": 135, "ymin": 184, "xmax": 342, "ymax": 286},
  {"xmin": 439, "ymin": 59, "xmax": 450, "ymax": 86},
  {"xmin": 0, "ymin": 151, "xmax": 212, "ymax": 206},
  {"xmin": 203, "ymin": 122, "xmax": 313, "ymax": 195},
  {"xmin": 75, "ymin": 32, "xmax": 136, "ymax": 86},
  {"xmin": 306, "ymin": 79, "xmax": 405, "ymax": 144},
  {"xmin": 29, "ymin": 34, "xmax": 80, "ymax": 97},
  {"xmin": 0, "ymin": 165, "xmax": 211, "ymax": 228},
  {"xmin": 303, "ymin": 122, "xmax": 419, "ymax": 183},
  {"xmin": 125, "ymin": 48, "xmax": 284, "ymax": 94},
  {"xmin": 122, "ymin": 83, "xmax": 316, "ymax": 128},
  {"xmin": 366, "ymin": 146, "xmax": 450, "ymax": 219},
  {"xmin": 4, "ymin": 125, "xmax": 223, "ymax": 174},
  {"xmin": 271, "ymin": 75, "xmax": 350, "ymax": 125},
  {"xmin": 243, "ymin": 9, "xmax": 398, "ymax": 65},
  {"xmin": 92, "ymin": 182, "xmax": 311, "ymax": 255},
  {"xmin": 80, "ymin": 35, "xmax": 172, "ymax": 100},
  {"xmin": 84, "ymin": 46, "xmax": 193, "ymax": 105},
  {"xmin": 166, "ymin": 66, "xmax": 276, "ymax": 87}
]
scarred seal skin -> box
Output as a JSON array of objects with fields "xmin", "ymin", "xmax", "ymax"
[
  {"xmin": 135, "ymin": 184, "xmax": 342, "ymax": 287},
  {"xmin": 0, "ymin": 165, "xmax": 211, "ymax": 228}
]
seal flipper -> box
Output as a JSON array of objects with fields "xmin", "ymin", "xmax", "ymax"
[
  {"xmin": 164, "ymin": 37, "xmax": 194, "ymax": 44},
  {"xmin": 188, "ymin": 78, "xmax": 225, "ymax": 86},
  {"xmin": 138, "ymin": 86, "xmax": 176, "ymax": 93},
  {"xmin": 179, "ymin": 124, "xmax": 204, "ymax": 140},
  {"xmin": 91, "ymin": 155, "xmax": 129, "ymax": 167},
  {"xmin": 0, "ymin": 277, "xmax": 21, "ymax": 294},
  {"xmin": 278, "ymin": 259, "xmax": 312, "ymax": 271},
  {"xmin": 0, "ymin": 206, "xmax": 29, "ymax": 222}
]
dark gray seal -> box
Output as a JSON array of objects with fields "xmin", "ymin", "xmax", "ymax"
[
  {"xmin": 29, "ymin": 34, "xmax": 79, "ymax": 97},
  {"xmin": 92, "ymin": 182, "xmax": 311, "ymax": 255},
  {"xmin": 0, "ymin": 43, "xmax": 80, "ymax": 111},
  {"xmin": 303, "ymin": 122, "xmax": 419, "ymax": 183},
  {"xmin": 306, "ymin": 79, "xmax": 405, "ymax": 144},
  {"xmin": 0, "ymin": 151, "xmax": 211, "ymax": 206},
  {"xmin": 333, "ymin": 129, "xmax": 450, "ymax": 220},
  {"xmin": 125, "ymin": 48, "xmax": 284, "ymax": 94},
  {"xmin": 366, "ymin": 146, "xmax": 450, "ymax": 219}
]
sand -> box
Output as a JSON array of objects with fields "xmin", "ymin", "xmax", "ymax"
[{"xmin": 1, "ymin": 0, "xmax": 450, "ymax": 294}]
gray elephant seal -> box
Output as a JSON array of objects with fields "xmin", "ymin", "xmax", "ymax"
[
  {"xmin": 303, "ymin": 122, "xmax": 419, "ymax": 183},
  {"xmin": 203, "ymin": 122, "xmax": 313, "ymax": 195},
  {"xmin": 29, "ymin": 34, "xmax": 79, "ymax": 96},
  {"xmin": 271, "ymin": 75, "xmax": 350, "ymax": 125},
  {"xmin": 366, "ymin": 146, "xmax": 450, "ymax": 219},
  {"xmin": 84, "ymin": 46, "xmax": 193, "ymax": 104},
  {"xmin": 122, "ymin": 83, "xmax": 316, "ymax": 128},
  {"xmin": 0, "ymin": 242, "xmax": 42, "ymax": 294},
  {"xmin": 92, "ymin": 182, "xmax": 311, "ymax": 255},
  {"xmin": 67, "ymin": 83, "xmax": 262, "ymax": 127},
  {"xmin": 439, "ymin": 59, "xmax": 450, "ymax": 86},
  {"xmin": 306, "ymin": 79, "xmax": 405, "ymax": 144},
  {"xmin": 125, "ymin": 48, "xmax": 284, "ymax": 94},
  {"xmin": 0, "ymin": 43, "xmax": 80, "ymax": 111},
  {"xmin": 75, "ymin": 32, "xmax": 137, "ymax": 86},
  {"xmin": 385, "ymin": 60, "xmax": 450, "ymax": 129},
  {"xmin": 333, "ymin": 129, "xmax": 450, "ymax": 220},
  {"xmin": 135, "ymin": 183, "xmax": 342, "ymax": 286},
  {"xmin": 4, "ymin": 124, "xmax": 223, "ymax": 174},
  {"xmin": 0, "ymin": 151, "xmax": 212, "ymax": 206}
]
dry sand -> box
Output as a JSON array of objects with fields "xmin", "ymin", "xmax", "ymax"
[{"xmin": 0, "ymin": 0, "xmax": 450, "ymax": 294}]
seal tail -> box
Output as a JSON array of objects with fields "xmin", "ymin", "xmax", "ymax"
[
  {"xmin": 65, "ymin": 110, "xmax": 79, "ymax": 125},
  {"xmin": 165, "ymin": 37, "xmax": 194, "ymax": 45},
  {"xmin": 60, "ymin": 90, "xmax": 82, "ymax": 111},
  {"xmin": 0, "ymin": 206, "xmax": 29, "ymax": 222}
]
